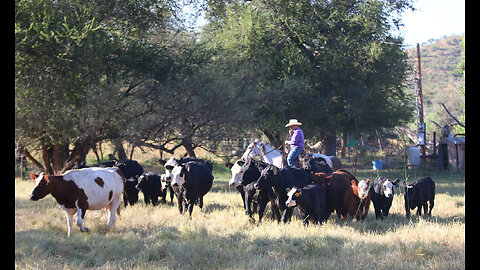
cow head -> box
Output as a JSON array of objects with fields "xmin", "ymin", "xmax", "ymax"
[
  {"xmin": 159, "ymin": 157, "xmax": 179, "ymax": 180},
  {"xmin": 225, "ymin": 160, "xmax": 245, "ymax": 187},
  {"xmin": 171, "ymin": 164, "xmax": 187, "ymax": 187},
  {"xmin": 378, "ymin": 178, "xmax": 400, "ymax": 198},
  {"xmin": 29, "ymin": 173, "xmax": 51, "ymax": 201},
  {"xmin": 285, "ymin": 186, "xmax": 302, "ymax": 207},
  {"xmin": 404, "ymin": 182, "xmax": 417, "ymax": 206},
  {"xmin": 352, "ymin": 179, "xmax": 370, "ymax": 199},
  {"xmin": 254, "ymin": 164, "xmax": 279, "ymax": 190},
  {"xmin": 135, "ymin": 174, "xmax": 148, "ymax": 190},
  {"xmin": 160, "ymin": 173, "xmax": 171, "ymax": 191}
]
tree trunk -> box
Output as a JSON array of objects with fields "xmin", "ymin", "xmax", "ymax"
[
  {"xmin": 61, "ymin": 141, "xmax": 91, "ymax": 173},
  {"xmin": 51, "ymin": 144, "xmax": 68, "ymax": 174},
  {"xmin": 263, "ymin": 130, "xmax": 283, "ymax": 149},
  {"xmin": 323, "ymin": 132, "xmax": 337, "ymax": 156},
  {"xmin": 113, "ymin": 139, "xmax": 127, "ymax": 160},
  {"xmin": 40, "ymin": 139, "xmax": 53, "ymax": 174},
  {"xmin": 182, "ymin": 138, "xmax": 196, "ymax": 158}
]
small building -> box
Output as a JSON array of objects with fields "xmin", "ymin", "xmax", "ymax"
[{"xmin": 438, "ymin": 136, "xmax": 465, "ymax": 171}]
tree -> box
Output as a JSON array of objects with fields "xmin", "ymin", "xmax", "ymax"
[
  {"xmin": 201, "ymin": 0, "xmax": 414, "ymax": 154},
  {"xmin": 15, "ymin": 0, "xmax": 176, "ymax": 173}
]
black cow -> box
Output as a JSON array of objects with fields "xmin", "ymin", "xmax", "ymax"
[
  {"xmin": 254, "ymin": 164, "xmax": 311, "ymax": 223},
  {"xmin": 285, "ymin": 184, "xmax": 326, "ymax": 226},
  {"xmin": 298, "ymin": 154, "xmax": 333, "ymax": 174},
  {"xmin": 73, "ymin": 159, "xmax": 144, "ymax": 179},
  {"xmin": 369, "ymin": 177, "xmax": 400, "ymax": 220},
  {"xmin": 404, "ymin": 176, "xmax": 435, "ymax": 218},
  {"xmin": 123, "ymin": 177, "xmax": 139, "ymax": 206},
  {"xmin": 171, "ymin": 161, "xmax": 214, "ymax": 217},
  {"xmin": 136, "ymin": 172, "xmax": 163, "ymax": 206},
  {"xmin": 114, "ymin": 160, "xmax": 144, "ymax": 179}
]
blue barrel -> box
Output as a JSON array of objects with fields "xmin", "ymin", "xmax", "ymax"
[{"xmin": 372, "ymin": 160, "xmax": 383, "ymax": 170}]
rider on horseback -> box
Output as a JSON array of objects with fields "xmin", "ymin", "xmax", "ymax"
[{"xmin": 284, "ymin": 119, "xmax": 305, "ymax": 168}]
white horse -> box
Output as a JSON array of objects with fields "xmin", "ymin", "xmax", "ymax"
[{"xmin": 241, "ymin": 140, "xmax": 334, "ymax": 169}]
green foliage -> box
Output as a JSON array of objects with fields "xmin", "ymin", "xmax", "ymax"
[{"xmin": 202, "ymin": 0, "xmax": 415, "ymax": 142}]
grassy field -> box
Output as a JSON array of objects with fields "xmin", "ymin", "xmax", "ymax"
[{"xmin": 15, "ymin": 157, "xmax": 465, "ymax": 269}]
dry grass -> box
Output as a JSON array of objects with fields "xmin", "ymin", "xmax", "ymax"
[{"xmin": 15, "ymin": 155, "xmax": 465, "ymax": 270}]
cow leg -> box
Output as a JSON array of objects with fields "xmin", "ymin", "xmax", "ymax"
[
  {"xmin": 257, "ymin": 199, "xmax": 268, "ymax": 223},
  {"xmin": 60, "ymin": 207, "xmax": 77, "ymax": 237},
  {"xmin": 169, "ymin": 186, "xmax": 174, "ymax": 204},
  {"xmin": 428, "ymin": 199, "xmax": 434, "ymax": 216},
  {"xmin": 198, "ymin": 197, "xmax": 204, "ymax": 209},
  {"xmin": 75, "ymin": 200, "xmax": 89, "ymax": 233},
  {"xmin": 108, "ymin": 195, "xmax": 122, "ymax": 228},
  {"xmin": 177, "ymin": 194, "xmax": 184, "ymax": 213},
  {"xmin": 187, "ymin": 203, "xmax": 194, "ymax": 218},
  {"xmin": 416, "ymin": 205, "xmax": 423, "ymax": 216},
  {"xmin": 374, "ymin": 207, "xmax": 384, "ymax": 220},
  {"xmin": 281, "ymin": 208, "xmax": 294, "ymax": 223},
  {"xmin": 244, "ymin": 193, "xmax": 253, "ymax": 216}
]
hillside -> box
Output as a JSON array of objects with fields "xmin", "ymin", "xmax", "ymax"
[{"xmin": 406, "ymin": 35, "xmax": 464, "ymax": 131}]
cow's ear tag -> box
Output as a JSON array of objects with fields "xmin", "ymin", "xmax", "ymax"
[{"xmin": 295, "ymin": 192, "xmax": 301, "ymax": 197}]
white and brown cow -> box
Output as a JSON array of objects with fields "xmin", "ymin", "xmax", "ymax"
[{"xmin": 29, "ymin": 167, "xmax": 125, "ymax": 236}]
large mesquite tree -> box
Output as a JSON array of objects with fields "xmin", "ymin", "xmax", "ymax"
[
  {"xmin": 15, "ymin": 0, "xmax": 176, "ymax": 173},
  {"xmin": 202, "ymin": 0, "xmax": 415, "ymax": 154}
]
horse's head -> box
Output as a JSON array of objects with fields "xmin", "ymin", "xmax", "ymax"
[{"xmin": 241, "ymin": 139, "xmax": 262, "ymax": 160}]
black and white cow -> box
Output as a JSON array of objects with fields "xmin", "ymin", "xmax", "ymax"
[
  {"xmin": 136, "ymin": 172, "xmax": 163, "ymax": 206},
  {"xmin": 160, "ymin": 173, "xmax": 175, "ymax": 204},
  {"xmin": 404, "ymin": 176, "xmax": 435, "ymax": 218},
  {"xmin": 369, "ymin": 177, "xmax": 400, "ymax": 220},
  {"xmin": 254, "ymin": 164, "xmax": 311, "ymax": 223},
  {"xmin": 225, "ymin": 158, "xmax": 280, "ymax": 222},
  {"xmin": 285, "ymin": 184, "xmax": 326, "ymax": 226},
  {"xmin": 171, "ymin": 161, "xmax": 214, "ymax": 217}
]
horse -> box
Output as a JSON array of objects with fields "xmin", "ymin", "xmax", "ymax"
[
  {"xmin": 240, "ymin": 140, "xmax": 339, "ymax": 170},
  {"xmin": 241, "ymin": 140, "xmax": 284, "ymax": 168}
]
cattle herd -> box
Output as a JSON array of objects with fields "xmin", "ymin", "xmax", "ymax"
[{"xmin": 29, "ymin": 154, "xmax": 436, "ymax": 236}]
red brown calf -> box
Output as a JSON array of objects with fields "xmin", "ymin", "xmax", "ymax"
[{"xmin": 344, "ymin": 179, "xmax": 371, "ymax": 222}]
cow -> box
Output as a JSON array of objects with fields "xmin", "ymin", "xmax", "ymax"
[
  {"xmin": 298, "ymin": 154, "xmax": 333, "ymax": 174},
  {"xmin": 254, "ymin": 164, "xmax": 311, "ymax": 223},
  {"xmin": 369, "ymin": 177, "xmax": 400, "ymax": 220},
  {"xmin": 170, "ymin": 161, "xmax": 214, "ymax": 217},
  {"xmin": 344, "ymin": 179, "xmax": 371, "ymax": 222},
  {"xmin": 113, "ymin": 160, "xmax": 144, "ymax": 180},
  {"xmin": 136, "ymin": 172, "xmax": 163, "ymax": 206},
  {"xmin": 404, "ymin": 176, "xmax": 435, "ymax": 218},
  {"xmin": 225, "ymin": 158, "xmax": 280, "ymax": 222},
  {"xmin": 123, "ymin": 177, "xmax": 139, "ymax": 206},
  {"xmin": 285, "ymin": 184, "xmax": 326, "ymax": 226},
  {"xmin": 160, "ymin": 173, "xmax": 175, "ymax": 204},
  {"xmin": 29, "ymin": 167, "xmax": 124, "ymax": 236},
  {"xmin": 309, "ymin": 169, "xmax": 357, "ymax": 220}
]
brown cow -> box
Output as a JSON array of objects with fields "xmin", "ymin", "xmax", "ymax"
[
  {"xmin": 29, "ymin": 167, "xmax": 125, "ymax": 236},
  {"xmin": 310, "ymin": 169, "xmax": 358, "ymax": 220},
  {"xmin": 344, "ymin": 179, "xmax": 371, "ymax": 222}
]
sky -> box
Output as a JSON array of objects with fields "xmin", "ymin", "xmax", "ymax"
[
  {"xmin": 185, "ymin": 0, "xmax": 465, "ymax": 47},
  {"xmin": 399, "ymin": 0, "xmax": 465, "ymax": 47}
]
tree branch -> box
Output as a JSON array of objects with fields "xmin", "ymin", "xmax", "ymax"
[{"xmin": 441, "ymin": 103, "xmax": 465, "ymax": 128}]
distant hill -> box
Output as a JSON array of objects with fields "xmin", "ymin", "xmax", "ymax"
[{"xmin": 406, "ymin": 35, "xmax": 464, "ymax": 132}]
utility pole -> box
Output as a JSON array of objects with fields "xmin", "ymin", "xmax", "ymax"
[{"xmin": 416, "ymin": 43, "xmax": 426, "ymax": 157}]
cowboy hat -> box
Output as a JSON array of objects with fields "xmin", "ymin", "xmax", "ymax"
[{"xmin": 285, "ymin": 119, "xmax": 302, "ymax": 127}]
